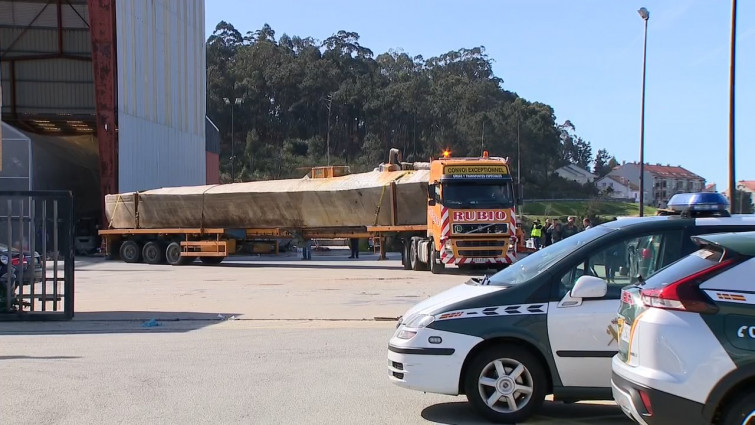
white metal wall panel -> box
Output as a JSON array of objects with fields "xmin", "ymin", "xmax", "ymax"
[{"xmin": 115, "ymin": 0, "xmax": 206, "ymax": 192}]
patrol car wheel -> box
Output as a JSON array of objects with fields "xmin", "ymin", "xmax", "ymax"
[
  {"xmin": 721, "ymin": 391, "xmax": 755, "ymax": 425},
  {"xmin": 464, "ymin": 346, "xmax": 546, "ymax": 423}
]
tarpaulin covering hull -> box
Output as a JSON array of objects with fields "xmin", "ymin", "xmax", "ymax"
[{"xmin": 105, "ymin": 170, "xmax": 429, "ymax": 229}]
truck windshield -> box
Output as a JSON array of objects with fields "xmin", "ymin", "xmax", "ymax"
[
  {"xmin": 442, "ymin": 182, "xmax": 514, "ymax": 208},
  {"xmin": 488, "ymin": 225, "xmax": 614, "ymax": 286}
]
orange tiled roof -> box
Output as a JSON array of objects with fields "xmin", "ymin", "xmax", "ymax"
[
  {"xmin": 643, "ymin": 164, "xmax": 703, "ymax": 180},
  {"xmin": 605, "ymin": 174, "xmax": 640, "ymax": 190},
  {"xmin": 738, "ymin": 180, "xmax": 755, "ymax": 192}
]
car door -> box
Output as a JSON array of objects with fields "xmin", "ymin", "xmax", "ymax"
[{"xmin": 546, "ymin": 230, "xmax": 680, "ymax": 389}]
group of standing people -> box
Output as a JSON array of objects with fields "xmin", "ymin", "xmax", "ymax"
[{"xmin": 530, "ymin": 216, "xmax": 592, "ymax": 249}]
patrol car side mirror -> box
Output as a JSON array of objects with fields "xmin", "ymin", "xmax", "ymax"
[{"xmin": 570, "ymin": 276, "xmax": 607, "ymax": 299}]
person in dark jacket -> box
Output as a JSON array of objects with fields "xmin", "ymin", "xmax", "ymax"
[{"xmin": 348, "ymin": 238, "xmax": 359, "ymax": 259}]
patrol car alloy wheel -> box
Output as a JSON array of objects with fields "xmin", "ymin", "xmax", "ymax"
[
  {"xmin": 464, "ymin": 346, "xmax": 546, "ymax": 423},
  {"xmin": 721, "ymin": 391, "xmax": 755, "ymax": 425}
]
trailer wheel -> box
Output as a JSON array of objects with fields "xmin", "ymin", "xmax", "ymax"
[
  {"xmin": 402, "ymin": 240, "xmax": 412, "ymax": 270},
  {"xmin": 430, "ymin": 244, "xmax": 445, "ymax": 274},
  {"xmin": 200, "ymin": 256, "xmax": 225, "ymax": 265},
  {"xmin": 165, "ymin": 242, "xmax": 194, "ymax": 265},
  {"xmin": 120, "ymin": 240, "xmax": 142, "ymax": 263},
  {"xmin": 142, "ymin": 241, "xmax": 164, "ymax": 265}
]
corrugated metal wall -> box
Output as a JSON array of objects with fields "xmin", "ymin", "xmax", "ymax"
[
  {"xmin": 0, "ymin": 122, "xmax": 31, "ymax": 191},
  {"xmin": 115, "ymin": 0, "xmax": 206, "ymax": 192},
  {"xmin": 0, "ymin": 0, "xmax": 93, "ymax": 117}
]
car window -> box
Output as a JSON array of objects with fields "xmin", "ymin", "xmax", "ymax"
[{"xmin": 556, "ymin": 231, "xmax": 676, "ymax": 300}]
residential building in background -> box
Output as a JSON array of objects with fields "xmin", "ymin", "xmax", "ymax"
[
  {"xmin": 608, "ymin": 162, "xmax": 705, "ymax": 208},
  {"xmin": 595, "ymin": 174, "xmax": 639, "ymax": 201},
  {"xmin": 554, "ymin": 163, "xmax": 597, "ymax": 185}
]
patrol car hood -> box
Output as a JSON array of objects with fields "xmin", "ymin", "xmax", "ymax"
[{"xmin": 401, "ymin": 279, "xmax": 508, "ymax": 322}]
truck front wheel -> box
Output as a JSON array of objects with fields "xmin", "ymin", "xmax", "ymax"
[
  {"xmin": 410, "ymin": 239, "xmax": 420, "ymax": 270},
  {"xmin": 430, "ymin": 245, "xmax": 444, "ymax": 274},
  {"xmin": 402, "ymin": 240, "xmax": 412, "ymax": 270}
]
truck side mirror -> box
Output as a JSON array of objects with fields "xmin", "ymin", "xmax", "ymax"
[{"xmin": 427, "ymin": 183, "xmax": 437, "ymax": 206}]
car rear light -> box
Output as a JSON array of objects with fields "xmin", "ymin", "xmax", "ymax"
[
  {"xmin": 641, "ymin": 248, "xmax": 651, "ymax": 260},
  {"xmin": 640, "ymin": 259, "xmax": 734, "ymax": 313},
  {"xmin": 639, "ymin": 390, "xmax": 654, "ymax": 416}
]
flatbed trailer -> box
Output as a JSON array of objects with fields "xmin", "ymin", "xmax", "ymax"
[
  {"xmin": 99, "ymin": 150, "xmax": 525, "ymax": 273},
  {"xmin": 98, "ymin": 224, "xmax": 426, "ymax": 265}
]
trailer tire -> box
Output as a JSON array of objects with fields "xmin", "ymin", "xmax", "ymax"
[
  {"xmin": 120, "ymin": 240, "xmax": 142, "ymax": 263},
  {"xmin": 142, "ymin": 241, "xmax": 164, "ymax": 265},
  {"xmin": 165, "ymin": 242, "xmax": 194, "ymax": 266},
  {"xmin": 200, "ymin": 256, "xmax": 225, "ymax": 265},
  {"xmin": 402, "ymin": 240, "xmax": 412, "ymax": 270},
  {"xmin": 430, "ymin": 244, "xmax": 445, "ymax": 274}
]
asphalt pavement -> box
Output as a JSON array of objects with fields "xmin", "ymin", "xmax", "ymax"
[{"xmin": 0, "ymin": 251, "xmax": 632, "ymax": 424}]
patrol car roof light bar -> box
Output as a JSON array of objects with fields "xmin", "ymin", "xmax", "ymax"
[
  {"xmin": 666, "ymin": 192, "xmax": 731, "ymax": 218},
  {"xmin": 640, "ymin": 259, "xmax": 734, "ymax": 313}
]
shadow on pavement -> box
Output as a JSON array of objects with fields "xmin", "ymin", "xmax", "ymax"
[
  {"xmin": 0, "ymin": 311, "xmax": 241, "ymax": 335},
  {"xmin": 421, "ymin": 400, "xmax": 632, "ymax": 425},
  {"xmin": 0, "ymin": 355, "xmax": 81, "ymax": 360}
]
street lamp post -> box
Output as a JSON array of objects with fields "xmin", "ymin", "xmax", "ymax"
[
  {"xmin": 728, "ymin": 0, "xmax": 737, "ymax": 212},
  {"xmin": 638, "ymin": 7, "xmax": 649, "ymax": 217},
  {"xmin": 224, "ymin": 97, "xmax": 243, "ymax": 182}
]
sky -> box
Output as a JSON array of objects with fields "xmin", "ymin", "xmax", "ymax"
[{"xmin": 205, "ymin": 0, "xmax": 754, "ymax": 192}]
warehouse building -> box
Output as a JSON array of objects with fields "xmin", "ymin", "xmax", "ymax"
[{"xmin": 0, "ymin": 0, "xmax": 214, "ymax": 229}]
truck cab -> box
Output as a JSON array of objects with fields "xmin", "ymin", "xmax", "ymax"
[{"xmin": 406, "ymin": 151, "xmax": 520, "ymax": 273}]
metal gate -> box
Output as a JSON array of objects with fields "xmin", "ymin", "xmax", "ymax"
[{"xmin": 0, "ymin": 191, "xmax": 74, "ymax": 320}]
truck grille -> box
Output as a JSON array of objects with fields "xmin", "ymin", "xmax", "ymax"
[
  {"xmin": 456, "ymin": 240, "xmax": 507, "ymax": 247},
  {"xmin": 452, "ymin": 223, "xmax": 508, "ymax": 234},
  {"xmin": 458, "ymin": 249, "xmax": 504, "ymax": 257}
]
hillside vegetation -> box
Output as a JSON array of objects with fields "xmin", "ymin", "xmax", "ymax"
[
  {"xmin": 207, "ymin": 22, "xmax": 619, "ymax": 198},
  {"xmin": 519, "ymin": 200, "xmax": 658, "ymax": 222}
]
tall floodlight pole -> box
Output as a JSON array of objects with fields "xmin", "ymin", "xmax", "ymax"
[
  {"xmin": 224, "ymin": 97, "xmax": 243, "ymax": 182},
  {"xmin": 638, "ymin": 7, "xmax": 650, "ymax": 216},
  {"xmin": 728, "ymin": 0, "xmax": 737, "ymax": 212}
]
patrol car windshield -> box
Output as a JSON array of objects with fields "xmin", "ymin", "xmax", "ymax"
[
  {"xmin": 442, "ymin": 182, "xmax": 514, "ymax": 209},
  {"xmin": 488, "ymin": 226, "xmax": 614, "ymax": 286}
]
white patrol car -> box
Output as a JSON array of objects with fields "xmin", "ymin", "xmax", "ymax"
[
  {"xmin": 612, "ymin": 231, "xmax": 755, "ymax": 425},
  {"xmin": 387, "ymin": 193, "xmax": 755, "ymax": 423}
]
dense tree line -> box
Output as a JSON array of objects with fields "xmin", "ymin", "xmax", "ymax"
[{"xmin": 206, "ymin": 22, "xmax": 617, "ymax": 197}]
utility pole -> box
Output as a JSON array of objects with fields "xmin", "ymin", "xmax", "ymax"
[
  {"xmin": 638, "ymin": 7, "xmax": 650, "ymax": 217},
  {"xmin": 728, "ymin": 0, "xmax": 737, "ymax": 212},
  {"xmin": 481, "ymin": 119, "xmax": 485, "ymax": 156},
  {"xmin": 224, "ymin": 97, "xmax": 243, "ymax": 182},
  {"xmin": 325, "ymin": 93, "xmax": 333, "ymax": 166}
]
